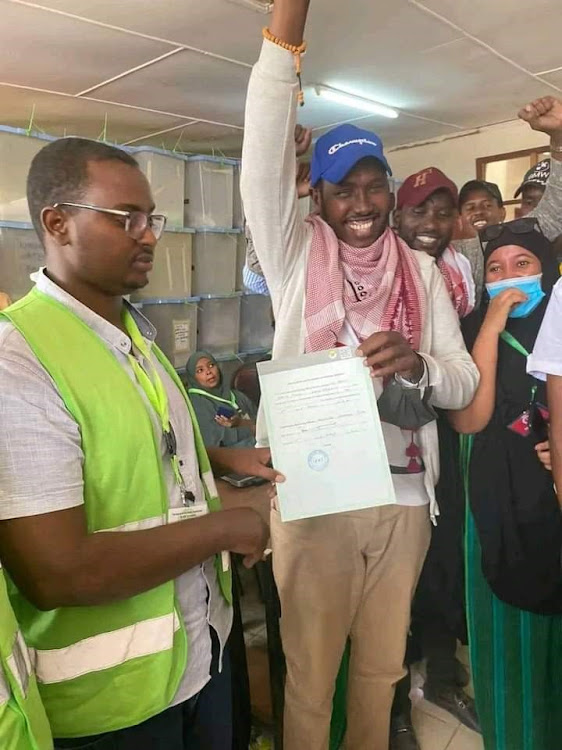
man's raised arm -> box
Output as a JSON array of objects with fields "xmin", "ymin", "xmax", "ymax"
[{"xmin": 240, "ymin": 0, "xmax": 311, "ymax": 303}]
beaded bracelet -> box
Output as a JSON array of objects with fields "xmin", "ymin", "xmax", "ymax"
[{"xmin": 263, "ymin": 27, "xmax": 307, "ymax": 106}]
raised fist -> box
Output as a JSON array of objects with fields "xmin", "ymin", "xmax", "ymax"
[{"xmin": 518, "ymin": 96, "xmax": 562, "ymax": 137}]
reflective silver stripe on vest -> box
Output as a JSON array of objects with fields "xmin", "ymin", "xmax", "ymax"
[
  {"xmin": 33, "ymin": 611, "xmax": 181, "ymax": 685},
  {"xmin": 202, "ymin": 470, "xmax": 218, "ymax": 500},
  {"xmin": 1, "ymin": 630, "xmax": 33, "ymax": 704},
  {"xmin": 96, "ymin": 515, "xmax": 165, "ymax": 534},
  {"xmin": 0, "ymin": 669, "xmax": 10, "ymax": 706},
  {"xmin": 7, "ymin": 631, "xmax": 32, "ymax": 696}
]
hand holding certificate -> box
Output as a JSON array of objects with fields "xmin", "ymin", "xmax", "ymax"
[{"xmin": 258, "ymin": 348, "xmax": 396, "ymax": 521}]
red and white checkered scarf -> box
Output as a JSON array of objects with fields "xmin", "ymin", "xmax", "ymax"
[
  {"xmin": 304, "ymin": 215, "xmax": 426, "ymax": 352},
  {"xmin": 436, "ymin": 245, "xmax": 475, "ymax": 319}
]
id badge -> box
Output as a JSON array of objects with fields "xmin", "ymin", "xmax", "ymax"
[
  {"xmin": 168, "ymin": 505, "xmax": 208, "ymax": 523},
  {"xmin": 507, "ymin": 409, "xmax": 532, "ymax": 437},
  {"xmin": 507, "ymin": 403, "xmax": 549, "ymax": 440}
]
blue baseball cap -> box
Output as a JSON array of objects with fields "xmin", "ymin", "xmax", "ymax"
[{"xmin": 310, "ymin": 124, "xmax": 392, "ymax": 188}]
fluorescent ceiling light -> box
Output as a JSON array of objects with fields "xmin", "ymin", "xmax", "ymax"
[
  {"xmin": 314, "ymin": 85, "xmax": 399, "ymax": 119},
  {"xmin": 225, "ymin": 0, "xmax": 273, "ymax": 12}
]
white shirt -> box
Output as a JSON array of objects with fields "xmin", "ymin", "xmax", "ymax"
[
  {"xmin": 0, "ymin": 270, "xmax": 232, "ymax": 707},
  {"xmin": 527, "ymin": 277, "xmax": 562, "ymax": 380}
]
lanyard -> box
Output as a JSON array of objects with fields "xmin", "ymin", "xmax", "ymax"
[
  {"xmin": 500, "ymin": 330, "xmax": 537, "ymax": 401},
  {"xmin": 122, "ymin": 310, "xmax": 194, "ymax": 505},
  {"xmin": 500, "ymin": 330, "xmax": 530, "ymax": 357},
  {"xmin": 187, "ymin": 388, "xmax": 240, "ymax": 412}
]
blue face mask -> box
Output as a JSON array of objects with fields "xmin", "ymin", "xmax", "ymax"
[{"xmin": 485, "ymin": 273, "xmax": 545, "ymax": 318}]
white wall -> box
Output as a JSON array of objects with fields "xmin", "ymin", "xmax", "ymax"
[{"xmin": 386, "ymin": 119, "xmax": 549, "ymax": 188}]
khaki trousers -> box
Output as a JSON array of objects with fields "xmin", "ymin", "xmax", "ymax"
[{"xmin": 271, "ymin": 504, "xmax": 431, "ymax": 750}]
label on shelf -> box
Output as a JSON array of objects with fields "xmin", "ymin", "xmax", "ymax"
[{"xmin": 173, "ymin": 320, "xmax": 191, "ymax": 352}]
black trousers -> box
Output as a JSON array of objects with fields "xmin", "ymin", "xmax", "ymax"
[{"xmin": 54, "ymin": 630, "xmax": 233, "ymax": 750}]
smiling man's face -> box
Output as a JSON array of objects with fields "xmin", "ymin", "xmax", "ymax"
[
  {"xmin": 460, "ymin": 188, "xmax": 506, "ymax": 237},
  {"xmin": 313, "ymin": 157, "xmax": 394, "ymax": 248},
  {"xmin": 394, "ymin": 188, "xmax": 457, "ymax": 258}
]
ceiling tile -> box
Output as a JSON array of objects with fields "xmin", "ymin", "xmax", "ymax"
[
  {"xmin": 298, "ymin": 37, "xmax": 550, "ymax": 134},
  {"xmin": 386, "ymin": 38, "xmax": 557, "ymax": 128},
  {"xmin": 0, "ymin": 84, "xmax": 192, "ymax": 143},
  {"xmin": 90, "ymin": 49, "xmax": 251, "ymax": 126},
  {"xmin": 541, "ymin": 70, "xmax": 562, "ymax": 88},
  {"xmin": 0, "ymin": 2, "xmax": 173, "ymax": 95},
  {"xmin": 300, "ymin": 1, "xmax": 463, "ymax": 111},
  {"xmin": 23, "ymin": 0, "xmax": 265, "ymax": 64},
  {"xmin": 416, "ymin": 0, "xmax": 562, "ymax": 74}
]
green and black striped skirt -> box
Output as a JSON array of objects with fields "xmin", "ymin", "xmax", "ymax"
[{"xmin": 466, "ymin": 510, "xmax": 562, "ymax": 750}]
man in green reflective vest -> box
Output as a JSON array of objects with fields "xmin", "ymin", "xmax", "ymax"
[{"xmin": 0, "ymin": 136, "xmax": 282, "ymax": 749}]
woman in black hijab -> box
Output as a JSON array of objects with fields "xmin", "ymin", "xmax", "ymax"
[{"xmin": 449, "ymin": 218, "xmax": 562, "ymax": 750}]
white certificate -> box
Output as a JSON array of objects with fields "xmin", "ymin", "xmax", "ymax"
[{"xmin": 257, "ymin": 348, "xmax": 396, "ymax": 522}]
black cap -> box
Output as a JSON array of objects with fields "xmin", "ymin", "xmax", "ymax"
[
  {"xmin": 458, "ymin": 180, "xmax": 504, "ymax": 209},
  {"xmin": 514, "ymin": 159, "xmax": 550, "ymax": 198}
]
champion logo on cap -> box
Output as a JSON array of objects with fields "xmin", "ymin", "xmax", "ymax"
[
  {"xmin": 311, "ymin": 124, "xmax": 391, "ymax": 187},
  {"xmin": 328, "ymin": 138, "xmax": 379, "ymax": 156}
]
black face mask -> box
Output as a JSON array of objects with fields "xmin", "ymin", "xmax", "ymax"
[{"xmin": 377, "ymin": 378, "xmax": 437, "ymax": 430}]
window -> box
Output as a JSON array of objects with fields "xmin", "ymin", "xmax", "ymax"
[{"xmin": 476, "ymin": 146, "xmax": 550, "ymax": 220}]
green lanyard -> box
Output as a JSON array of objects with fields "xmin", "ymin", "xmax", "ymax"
[
  {"xmin": 500, "ymin": 330, "xmax": 537, "ymax": 401},
  {"xmin": 122, "ymin": 309, "xmax": 193, "ymax": 504},
  {"xmin": 187, "ymin": 388, "xmax": 240, "ymax": 412},
  {"xmin": 500, "ymin": 330, "xmax": 530, "ymax": 357}
]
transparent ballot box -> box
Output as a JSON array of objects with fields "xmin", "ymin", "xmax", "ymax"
[
  {"xmin": 191, "ymin": 230, "xmax": 239, "ymax": 297},
  {"xmin": 239, "ymin": 293, "xmax": 274, "ymax": 353},
  {"xmin": 131, "ymin": 230, "xmax": 193, "ymax": 302},
  {"xmin": 196, "ymin": 294, "xmax": 241, "ymax": 357},
  {"xmin": 132, "ymin": 147, "xmax": 185, "ymax": 230},
  {"xmin": 184, "ymin": 156, "xmax": 236, "ymax": 229},
  {"xmin": 139, "ymin": 299, "xmax": 198, "ymax": 369},
  {"xmin": 0, "ymin": 222, "xmax": 44, "ymax": 300}
]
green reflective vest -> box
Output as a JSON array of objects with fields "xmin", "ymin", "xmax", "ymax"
[{"xmin": 1, "ymin": 288, "xmax": 231, "ymax": 738}]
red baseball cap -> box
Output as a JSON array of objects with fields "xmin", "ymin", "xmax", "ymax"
[{"xmin": 396, "ymin": 167, "xmax": 458, "ymax": 210}]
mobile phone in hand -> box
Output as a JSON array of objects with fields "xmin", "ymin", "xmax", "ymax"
[{"xmin": 217, "ymin": 405, "xmax": 236, "ymax": 419}]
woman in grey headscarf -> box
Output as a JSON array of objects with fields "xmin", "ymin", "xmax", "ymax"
[{"xmin": 186, "ymin": 351, "xmax": 257, "ymax": 449}]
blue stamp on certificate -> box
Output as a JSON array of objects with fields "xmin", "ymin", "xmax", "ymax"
[{"xmin": 308, "ymin": 449, "xmax": 329, "ymax": 472}]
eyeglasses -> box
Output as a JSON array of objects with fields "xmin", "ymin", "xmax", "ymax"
[
  {"xmin": 480, "ymin": 217, "xmax": 540, "ymax": 243},
  {"xmin": 52, "ymin": 202, "xmax": 167, "ymax": 240}
]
